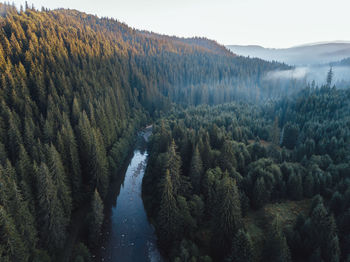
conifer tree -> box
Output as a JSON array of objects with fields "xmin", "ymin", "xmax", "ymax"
[
  {"xmin": 311, "ymin": 202, "xmax": 340, "ymax": 261},
  {"xmin": 281, "ymin": 123, "xmax": 299, "ymax": 149},
  {"xmin": 0, "ymin": 163, "xmax": 37, "ymax": 253},
  {"xmin": 157, "ymin": 170, "xmax": 180, "ymax": 249},
  {"xmin": 7, "ymin": 114, "xmax": 22, "ymax": 162},
  {"xmin": 201, "ymin": 167, "xmax": 223, "ymax": 218},
  {"xmin": 57, "ymin": 124, "xmax": 82, "ymax": 205},
  {"xmin": 215, "ymin": 176, "xmax": 242, "ymax": 256},
  {"xmin": 16, "ymin": 145, "xmax": 32, "ymax": 184},
  {"xmin": 264, "ymin": 217, "xmax": 291, "ymax": 262},
  {"xmin": 36, "ymin": 162, "xmax": 67, "ymax": 250},
  {"xmin": 327, "ymin": 67, "xmax": 333, "ymax": 87},
  {"xmin": 219, "ymin": 140, "xmax": 237, "ymax": 173},
  {"xmin": 23, "ymin": 116, "xmax": 35, "ymax": 155},
  {"xmin": 287, "ymin": 172, "xmax": 303, "ymax": 200},
  {"xmin": 164, "ymin": 140, "xmax": 182, "ymax": 194},
  {"xmin": 177, "ymin": 195, "xmax": 196, "ymax": 235},
  {"xmin": 189, "ymin": 146, "xmax": 203, "ymax": 193},
  {"xmin": 253, "ymin": 177, "xmax": 267, "ymax": 208},
  {"xmin": 0, "ymin": 206, "xmax": 28, "ymax": 262},
  {"xmin": 91, "ymin": 129, "xmax": 109, "ymax": 198},
  {"xmin": 46, "ymin": 144, "xmax": 72, "ymax": 218},
  {"xmin": 199, "ymin": 132, "xmax": 211, "ymax": 170},
  {"xmin": 88, "ymin": 189, "xmax": 104, "ymax": 246},
  {"xmin": 229, "ymin": 229, "xmax": 254, "ymax": 262}
]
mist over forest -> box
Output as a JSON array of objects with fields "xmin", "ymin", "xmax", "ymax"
[
  {"xmin": 228, "ymin": 42, "xmax": 350, "ymax": 89},
  {"xmin": 264, "ymin": 65, "xmax": 350, "ymax": 87}
]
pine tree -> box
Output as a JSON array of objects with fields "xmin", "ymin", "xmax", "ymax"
[
  {"xmin": 0, "ymin": 45, "xmax": 6, "ymax": 70},
  {"xmin": 91, "ymin": 129, "xmax": 109, "ymax": 198},
  {"xmin": 0, "ymin": 163, "xmax": 37, "ymax": 254},
  {"xmin": 76, "ymin": 111, "xmax": 93, "ymax": 169},
  {"xmin": 281, "ymin": 123, "xmax": 299, "ymax": 149},
  {"xmin": 58, "ymin": 114, "xmax": 81, "ymax": 203},
  {"xmin": 7, "ymin": 114, "xmax": 22, "ymax": 162},
  {"xmin": 215, "ymin": 176, "xmax": 242, "ymax": 256},
  {"xmin": 199, "ymin": 132, "xmax": 211, "ymax": 170},
  {"xmin": 327, "ymin": 67, "xmax": 333, "ymax": 87},
  {"xmin": 177, "ymin": 195, "xmax": 196, "ymax": 235},
  {"xmin": 46, "ymin": 144, "xmax": 72, "ymax": 219},
  {"xmin": 16, "ymin": 145, "xmax": 33, "ymax": 184},
  {"xmin": 219, "ymin": 140, "xmax": 237, "ymax": 173},
  {"xmin": 158, "ymin": 121, "xmax": 172, "ymax": 153},
  {"xmin": 287, "ymin": 172, "xmax": 302, "ymax": 200},
  {"xmin": 23, "ymin": 116, "xmax": 35, "ymax": 156},
  {"xmin": 189, "ymin": 146, "xmax": 203, "ymax": 193},
  {"xmin": 164, "ymin": 140, "xmax": 182, "ymax": 194},
  {"xmin": 76, "ymin": 112, "xmax": 109, "ymax": 197},
  {"xmin": 264, "ymin": 217, "xmax": 291, "ymax": 262},
  {"xmin": 157, "ymin": 170, "xmax": 180, "ymax": 249},
  {"xmin": 253, "ymin": 177, "xmax": 267, "ymax": 208},
  {"xmin": 202, "ymin": 167, "xmax": 223, "ymax": 218},
  {"xmin": 88, "ymin": 189, "xmax": 104, "ymax": 245},
  {"xmin": 0, "ymin": 206, "xmax": 28, "ymax": 262},
  {"xmin": 229, "ymin": 229, "xmax": 254, "ymax": 262},
  {"xmin": 36, "ymin": 162, "xmax": 67, "ymax": 250},
  {"xmin": 72, "ymin": 97, "xmax": 81, "ymax": 126},
  {"xmin": 311, "ymin": 202, "xmax": 340, "ymax": 261}
]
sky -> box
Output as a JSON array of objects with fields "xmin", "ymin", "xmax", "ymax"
[{"xmin": 8, "ymin": 0, "xmax": 350, "ymax": 48}]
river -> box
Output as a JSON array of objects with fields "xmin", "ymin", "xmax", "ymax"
[{"xmin": 95, "ymin": 127, "xmax": 163, "ymax": 262}]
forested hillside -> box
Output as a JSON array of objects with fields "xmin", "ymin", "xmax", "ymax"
[
  {"xmin": 144, "ymin": 86, "xmax": 350, "ymax": 261},
  {"xmin": 0, "ymin": 3, "xmax": 290, "ymax": 261},
  {"xmin": 331, "ymin": 57, "xmax": 350, "ymax": 66}
]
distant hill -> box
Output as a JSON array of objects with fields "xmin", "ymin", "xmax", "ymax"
[
  {"xmin": 139, "ymin": 31, "xmax": 233, "ymax": 56},
  {"xmin": 227, "ymin": 41, "xmax": 350, "ymax": 65},
  {"xmin": 330, "ymin": 56, "xmax": 350, "ymax": 66}
]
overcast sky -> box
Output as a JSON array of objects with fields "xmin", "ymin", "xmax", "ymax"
[{"xmin": 9, "ymin": 0, "xmax": 350, "ymax": 48}]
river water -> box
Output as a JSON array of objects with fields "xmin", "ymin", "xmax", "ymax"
[{"xmin": 95, "ymin": 128, "xmax": 163, "ymax": 262}]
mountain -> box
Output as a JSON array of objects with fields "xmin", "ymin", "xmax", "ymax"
[
  {"xmin": 227, "ymin": 41, "xmax": 350, "ymax": 65},
  {"xmin": 0, "ymin": 3, "xmax": 288, "ymax": 261}
]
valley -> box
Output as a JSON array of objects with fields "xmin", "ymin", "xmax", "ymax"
[{"xmin": 0, "ymin": 2, "xmax": 349, "ymax": 262}]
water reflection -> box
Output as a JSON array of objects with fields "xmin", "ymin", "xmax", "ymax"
[{"xmin": 96, "ymin": 128, "xmax": 163, "ymax": 262}]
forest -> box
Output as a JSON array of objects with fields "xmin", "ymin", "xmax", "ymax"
[
  {"xmin": 0, "ymin": 2, "xmax": 349, "ymax": 262},
  {"xmin": 143, "ymin": 84, "xmax": 350, "ymax": 262},
  {"xmin": 0, "ymin": 3, "xmax": 291, "ymax": 261}
]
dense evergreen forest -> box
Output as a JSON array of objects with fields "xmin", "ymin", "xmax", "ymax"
[
  {"xmin": 144, "ymin": 85, "xmax": 350, "ymax": 262},
  {"xmin": 331, "ymin": 57, "xmax": 350, "ymax": 66},
  {"xmin": 1, "ymin": 2, "xmax": 349, "ymax": 262},
  {"xmin": 0, "ymin": 3, "xmax": 293, "ymax": 261}
]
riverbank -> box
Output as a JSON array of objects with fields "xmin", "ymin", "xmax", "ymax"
[
  {"xmin": 94, "ymin": 126, "xmax": 163, "ymax": 261},
  {"xmin": 58, "ymin": 125, "xmax": 152, "ymax": 262}
]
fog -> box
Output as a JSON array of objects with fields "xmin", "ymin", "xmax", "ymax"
[
  {"xmin": 265, "ymin": 65, "xmax": 350, "ymax": 87},
  {"xmin": 265, "ymin": 67, "xmax": 309, "ymax": 80}
]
